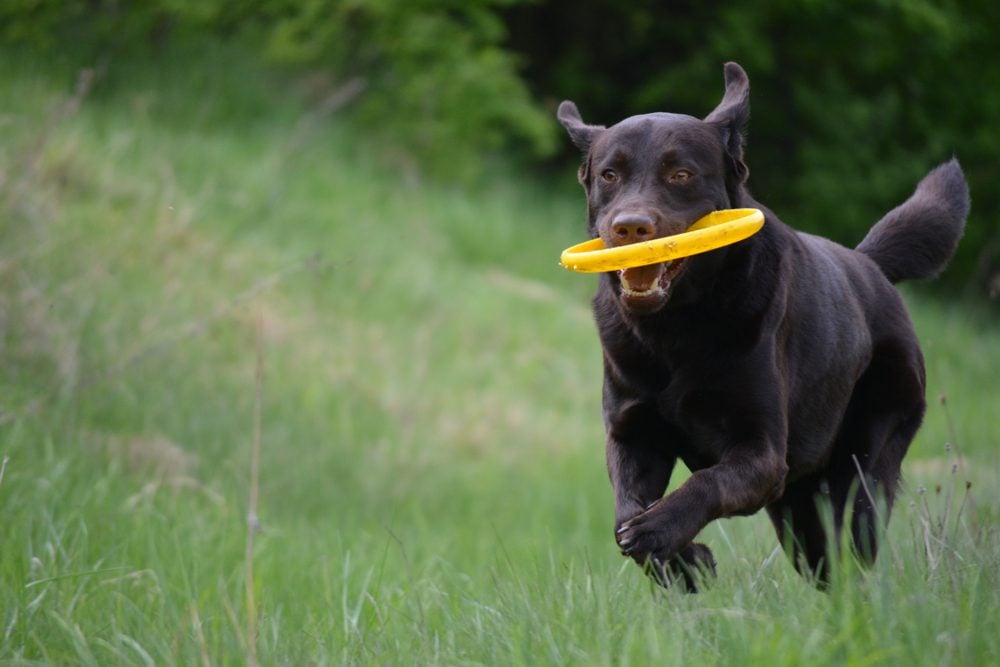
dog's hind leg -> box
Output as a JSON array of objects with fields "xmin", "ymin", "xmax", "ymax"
[
  {"xmin": 777, "ymin": 341, "xmax": 925, "ymax": 586},
  {"xmin": 833, "ymin": 340, "xmax": 926, "ymax": 566},
  {"xmin": 766, "ymin": 478, "xmax": 834, "ymax": 585},
  {"xmin": 767, "ymin": 411, "xmax": 921, "ymax": 587},
  {"xmin": 767, "ymin": 339, "xmax": 925, "ymax": 586},
  {"xmin": 839, "ymin": 405, "xmax": 923, "ymax": 565}
]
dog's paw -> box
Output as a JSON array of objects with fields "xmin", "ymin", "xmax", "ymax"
[
  {"xmin": 648, "ymin": 543, "xmax": 718, "ymax": 593},
  {"xmin": 615, "ymin": 505, "xmax": 677, "ymax": 561}
]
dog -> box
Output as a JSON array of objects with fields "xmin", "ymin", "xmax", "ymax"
[{"xmin": 557, "ymin": 62, "xmax": 969, "ymax": 589}]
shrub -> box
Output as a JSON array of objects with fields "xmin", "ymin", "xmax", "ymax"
[{"xmin": 0, "ymin": 0, "xmax": 556, "ymax": 179}]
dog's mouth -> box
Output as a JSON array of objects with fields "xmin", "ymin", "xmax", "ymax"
[{"xmin": 616, "ymin": 259, "xmax": 689, "ymax": 313}]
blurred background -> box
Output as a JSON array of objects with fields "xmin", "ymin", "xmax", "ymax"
[
  {"xmin": 1, "ymin": 1, "xmax": 997, "ymax": 664},
  {"xmin": 2, "ymin": 0, "xmax": 998, "ymax": 293}
]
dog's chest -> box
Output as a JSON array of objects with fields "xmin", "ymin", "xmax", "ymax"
[{"xmin": 653, "ymin": 372, "xmax": 741, "ymax": 467}]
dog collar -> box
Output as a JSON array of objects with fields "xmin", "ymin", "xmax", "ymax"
[{"xmin": 560, "ymin": 208, "xmax": 765, "ymax": 273}]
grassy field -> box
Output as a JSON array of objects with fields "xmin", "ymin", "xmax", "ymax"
[{"xmin": 1, "ymin": 45, "xmax": 998, "ymax": 665}]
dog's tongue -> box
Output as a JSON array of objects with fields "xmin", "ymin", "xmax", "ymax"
[{"xmin": 619, "ymin": 264, "xmax": 663, "ymax": 292}]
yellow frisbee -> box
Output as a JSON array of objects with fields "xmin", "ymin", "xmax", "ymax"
[{"xmin": 560, "ymin": 208, "xmax": 765, "ymax": 273}]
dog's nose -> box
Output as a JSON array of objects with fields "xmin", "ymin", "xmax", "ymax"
[{"xmin": 610, "ymin": 212, "xmax": 656, "ymax": 245}]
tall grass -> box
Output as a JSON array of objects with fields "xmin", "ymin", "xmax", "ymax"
[{"xmin": 1, "ymin": 44, "xmax": 997, "ymax": 665}]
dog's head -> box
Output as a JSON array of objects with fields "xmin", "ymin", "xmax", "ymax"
[{"xmin": 558, "ymin": 62, "xmax": 751, "ymax": 315}]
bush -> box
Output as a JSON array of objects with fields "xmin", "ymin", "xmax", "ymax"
[
  {"xmin": 263, "ymin": 0, "xmax": 556, "ymax": 177},
  {"xmin": 0, "ymin": 0, "xmax": 557, "ymax": 180}
]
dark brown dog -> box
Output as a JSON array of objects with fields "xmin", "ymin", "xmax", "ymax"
[{"xmin": 558, "ymin": 62, "xmax": 969, "ymax": 588}]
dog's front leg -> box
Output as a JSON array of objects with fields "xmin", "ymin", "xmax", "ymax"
[
  {"xmin": 604, "ymin": 401, "xmax": 710, "ymax": 584},
  {"xmin": 603, "ymin": 394, "xmax": 678, "ymax": 527},
  {"xmin": 606, "ymin": 427, "xmax": 676, "ymax": 535},
  {"xmin": 616, "ymin": 443, "xmax": 788, "ymax": 566},
  {"xmin": 607, "ymin": 429, "xmax": 719, "ymax": 590}
]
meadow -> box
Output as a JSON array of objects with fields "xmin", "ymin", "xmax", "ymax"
[{"xmin": 1, "ymin": 45, "xmax": 997, "ymax": 665}]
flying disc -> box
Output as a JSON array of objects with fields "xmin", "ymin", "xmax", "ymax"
[{"xmin": 559, "ymin": 208, "xmax": 765, "ymax": 273}]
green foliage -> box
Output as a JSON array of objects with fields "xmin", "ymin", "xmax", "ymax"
[
  {"xmin": 0, "ymin": 0, "xmax": 556, "ymax": 179},
  {"xmin": 263, "ymin": 0, "xmax": 557, "ymax": 175},
  {"xmin": 0, "ymin": 0, "xmax": 187, "ymax": 53}
]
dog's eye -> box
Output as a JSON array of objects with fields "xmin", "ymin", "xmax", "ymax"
[
  {"xmin": 601, "ymin": 169, "xmax": 619, "ymax": 184},
  {"xmin": 669, "ymin": 169, "xmax": 693, "ymax": 183}
]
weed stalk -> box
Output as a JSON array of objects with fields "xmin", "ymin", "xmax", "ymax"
[{"xmin": 244, "ymin": 313, "xmax": 264, "ymax": 667}]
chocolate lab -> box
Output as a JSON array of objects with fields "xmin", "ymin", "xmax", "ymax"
[{"xmin": 557, "ymin": 62, "xmax": 969, "ymax": 588}]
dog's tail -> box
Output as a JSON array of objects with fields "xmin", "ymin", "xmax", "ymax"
[{"xmin": 856, "ymin": 159, "xmax": 969, "ymax": 284}]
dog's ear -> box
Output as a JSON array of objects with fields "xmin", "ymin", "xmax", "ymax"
[
  {"xmin": 558, "ymin": 101, "xmax": 604, "ymax": 154},
  {"xmin": 704, "ymin": 62, "xmax": 750, "ymax": 183},
  {"xmin": 558, "ymin": 101, "xmax": 605, "ymax": 187}
]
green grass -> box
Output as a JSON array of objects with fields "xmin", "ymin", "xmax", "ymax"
[{"xmin": 1, "ymin": 44, "xmax": 998, "ymax": 665}]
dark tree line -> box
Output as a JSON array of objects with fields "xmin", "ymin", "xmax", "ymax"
[{"xmin": 503, "ymin": 0, "xmax": 1000, "ymax": 295}]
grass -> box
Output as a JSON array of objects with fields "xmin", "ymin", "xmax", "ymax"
[{"xmin": 1, "ymin": 43, "xmax": 998, "ymax": 665}]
